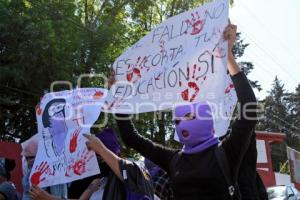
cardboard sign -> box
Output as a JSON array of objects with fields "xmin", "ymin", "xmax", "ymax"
[{"xmin": 30, "ymin": 88, "xmax": 107, "ymax": 187}]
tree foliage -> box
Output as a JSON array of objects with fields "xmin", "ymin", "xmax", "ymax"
[
  {"xmin": 0, "ymin": 0, "xmax": 223, "ymax": 142},
  {"xmin": 0, "ymin": 0, "xmax": 280, "ymax": 155},
  {"xmin": 257, "ymin": 77, "xmax": 300, "ymax": 171}
]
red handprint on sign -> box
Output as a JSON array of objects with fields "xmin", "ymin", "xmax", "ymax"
[
  {"xmin": 126, "ymin": 56, "xmax": 149, "ymax": 84},
  {"xmin": 30, "ymin": 162, "xmax": 50, "ymax": 186},
  {"xmin": 93, "ymin": 91, "xmax": 104, "ymax": 99},
  {"xmin": 73, "ymin": 149, "xmax": 93, "ymax": 176},
  {"xmin": 69, "ymin": 128, "xmax": 82, "ymax": 153},
  {"xmin": 127, "ymin": 67, "xmax": 141, "ymax": 83},
  {"xmin": 179, "ymin": 63, "xmax": 207, "ymax": 102},
  {"xmin": 185, "ymin": 11, "xmax": 204, "ymax": 35}
]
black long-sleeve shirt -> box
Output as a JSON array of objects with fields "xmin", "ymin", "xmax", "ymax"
[{"xmin": 116, "ymin": 72, "xmax": 257, "ymax": 200}]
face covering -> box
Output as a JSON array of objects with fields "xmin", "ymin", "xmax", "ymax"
[
  {"xmin": 174, "ymin": 102, "xmax": 219, "ymax": 154},
  {"xmin": 49, "ymin": 111, "xmax": 67, "ymax": 156}
]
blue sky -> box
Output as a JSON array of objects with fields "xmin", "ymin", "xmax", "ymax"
[{"xmin": 230, "ymin": 0, "xmax": 300, "ymax": 99}]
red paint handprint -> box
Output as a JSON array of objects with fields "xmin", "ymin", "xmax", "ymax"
[
  {"xmin": 179, "ymin": 63, "xmax": 207, "ymax": 102},
  {"xmin": 93, "ymin": 91, "xmax": 104, "ymax": 99},
  {"xmin": 73, "ymin": 149, "xmax": 93, "ymax": 176},
  {"xmin": 69, "ymin": 128, "xmax": 82, "ymax": 153},
  {"xmin": 30, "ymin": 161, "xmax": 49, "ymax": 186},
  {"xmin": 185, "ymin": 11, "xmax": 204, "ymax": 35},
  {"xmin": 127, "ymin": 67, "xmax": 141, "ymax": 83},
  {"xmin": 126, "ymin": 56, "xmax": 149, "ymax": 84}
]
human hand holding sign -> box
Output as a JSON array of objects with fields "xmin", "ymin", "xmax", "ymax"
[
  {"xmin": 223, "ymin": 21, "xmax": 240, "ymax": 76},
  {"xmin": 84, "ymin": 133, "xmax": 104, "ymax": 153},
  {"xmin": 29, "ymin": 186, "xmax": 54, "ymax": 200},
  {"xmin": 224, "ymin": 21, "xmax": 237, "ymax": 52},
  {"xmin": 84, "ymin": 133, "xmax": 123, "ymax": 180}
]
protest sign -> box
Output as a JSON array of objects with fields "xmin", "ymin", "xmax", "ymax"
[
  {"xmin": 104, "ymin": 0, "xmax": 235, "ymax": 120},
  {"xmin": 30, "ymin": 88, "xmax": 107, "ymax": 187},
  {"xmin": 287, "ymin": 146, "xmax": 300, "ymax": 183}
]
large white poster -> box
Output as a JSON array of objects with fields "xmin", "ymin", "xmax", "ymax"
[
  {"xmin": 30, "ymin": 88, "xmax": 107, "ymax": 187},
  {"xmin": 104, "ymin": 0, "xmax": 235, "ymax": 119}
]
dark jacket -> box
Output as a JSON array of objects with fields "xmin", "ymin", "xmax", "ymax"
[
  {"xmin": 116, "ymin": 72, "xmax": 258, "ymax": 200},
  {"xmin": 68, "ymin": 159, "xmax": 154, "ymax": 200},
  {"xmin": 103, "ymin": 159, "xmax": 154, "ymax": 200}
]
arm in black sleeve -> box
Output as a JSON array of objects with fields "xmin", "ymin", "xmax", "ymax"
[
  {"xmin": 222, "ymin": 72, "xmax": 258, "ymax": 171},
  {"xmin": 115, "ymin": 114, "xmax": 176, "ymax": 173}
]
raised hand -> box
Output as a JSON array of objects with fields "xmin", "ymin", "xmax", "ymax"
[
  {"xmin": 29, "ymin": 186, "xmax": 54, "ymax": 200},
  {"xmin": 83, "ymin": 133, "xmax": 104, "ymax": 153},
  {"xmin": 223, "ymin": 21, "xmax": 237, "ymax": 53},
  {"xmin": 223, "ymin": 21, "xmax": 240, "ymax": 76}
]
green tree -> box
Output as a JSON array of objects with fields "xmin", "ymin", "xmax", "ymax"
[
  {"xmin": 286, "ymin": 84, "xmax": 300, "ymax": 150},
  {"xmin": 256, "ymin": 76, "xmax": 293, "ymax": 171},
  {"xmin": 0, "ymin": 0, "xmax": 152, "ymax": 141},
  {"xmin": 1, "ymin": 0, "xmax": 259, "ymax": 152},
  {"xmin": 0, "ymin": 0, "xmax": 83, "ymax": 141}
]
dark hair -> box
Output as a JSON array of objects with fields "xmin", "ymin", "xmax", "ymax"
[
  {"xmin": 4, "ymin": 158, "xmax": 15, "ymax": 180},
  {"xmin": 42, "ymin": 98, "xmax": 66, "ymax": 128}
]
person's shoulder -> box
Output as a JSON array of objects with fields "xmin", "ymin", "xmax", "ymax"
[{"xmin": 0, "ymin": 181, "xmax": 18, "ymax": 200}]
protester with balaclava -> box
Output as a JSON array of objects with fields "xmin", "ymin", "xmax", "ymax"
[{"xmin": 114, "ymin": 22, "xmax": 258, "ymax": 200}]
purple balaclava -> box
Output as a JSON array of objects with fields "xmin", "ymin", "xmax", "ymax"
[
  {"xmin": 96, "ymin": 128, "xmax": 121, "ymax": 155},
  {"xmin": 174, "ymin": 102, "xmax": 219, "ymax": 154}
]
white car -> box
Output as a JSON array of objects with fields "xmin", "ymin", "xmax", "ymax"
[{"xmin": 267, "ymin": 185, "xmax": 300, "ymax": 200}]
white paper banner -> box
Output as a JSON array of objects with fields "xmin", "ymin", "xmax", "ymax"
[
  {"xmin": 104, "ymin": 0, "xmax": 234, "ymax": 117},
  {"xmin": 30, "ymin": 88, "xmax": 107, "ymax": 187},
  {"xmin": 287, "ymin": 146, "xmax": 300, "ymax": 183}
]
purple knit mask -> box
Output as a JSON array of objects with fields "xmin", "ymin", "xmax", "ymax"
[
  {"xmin": 96, "ymin": 128, "xmax": 121, "ymax": 155},
  {"xmin": 174, "ymin": 102, "xmax": 218, "ymax": 154}
]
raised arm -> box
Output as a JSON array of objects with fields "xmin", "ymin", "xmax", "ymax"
[
  {"xmin": 115, "ymin": 114, "xmax": 176, "ymax": 173},
  {"xmin": 84, "ymin": 134, "xmax": 123, "ymax": 180},
  {"xmin": 222, "ymin": 23, "xmax": 258, "ymax": 168}
]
